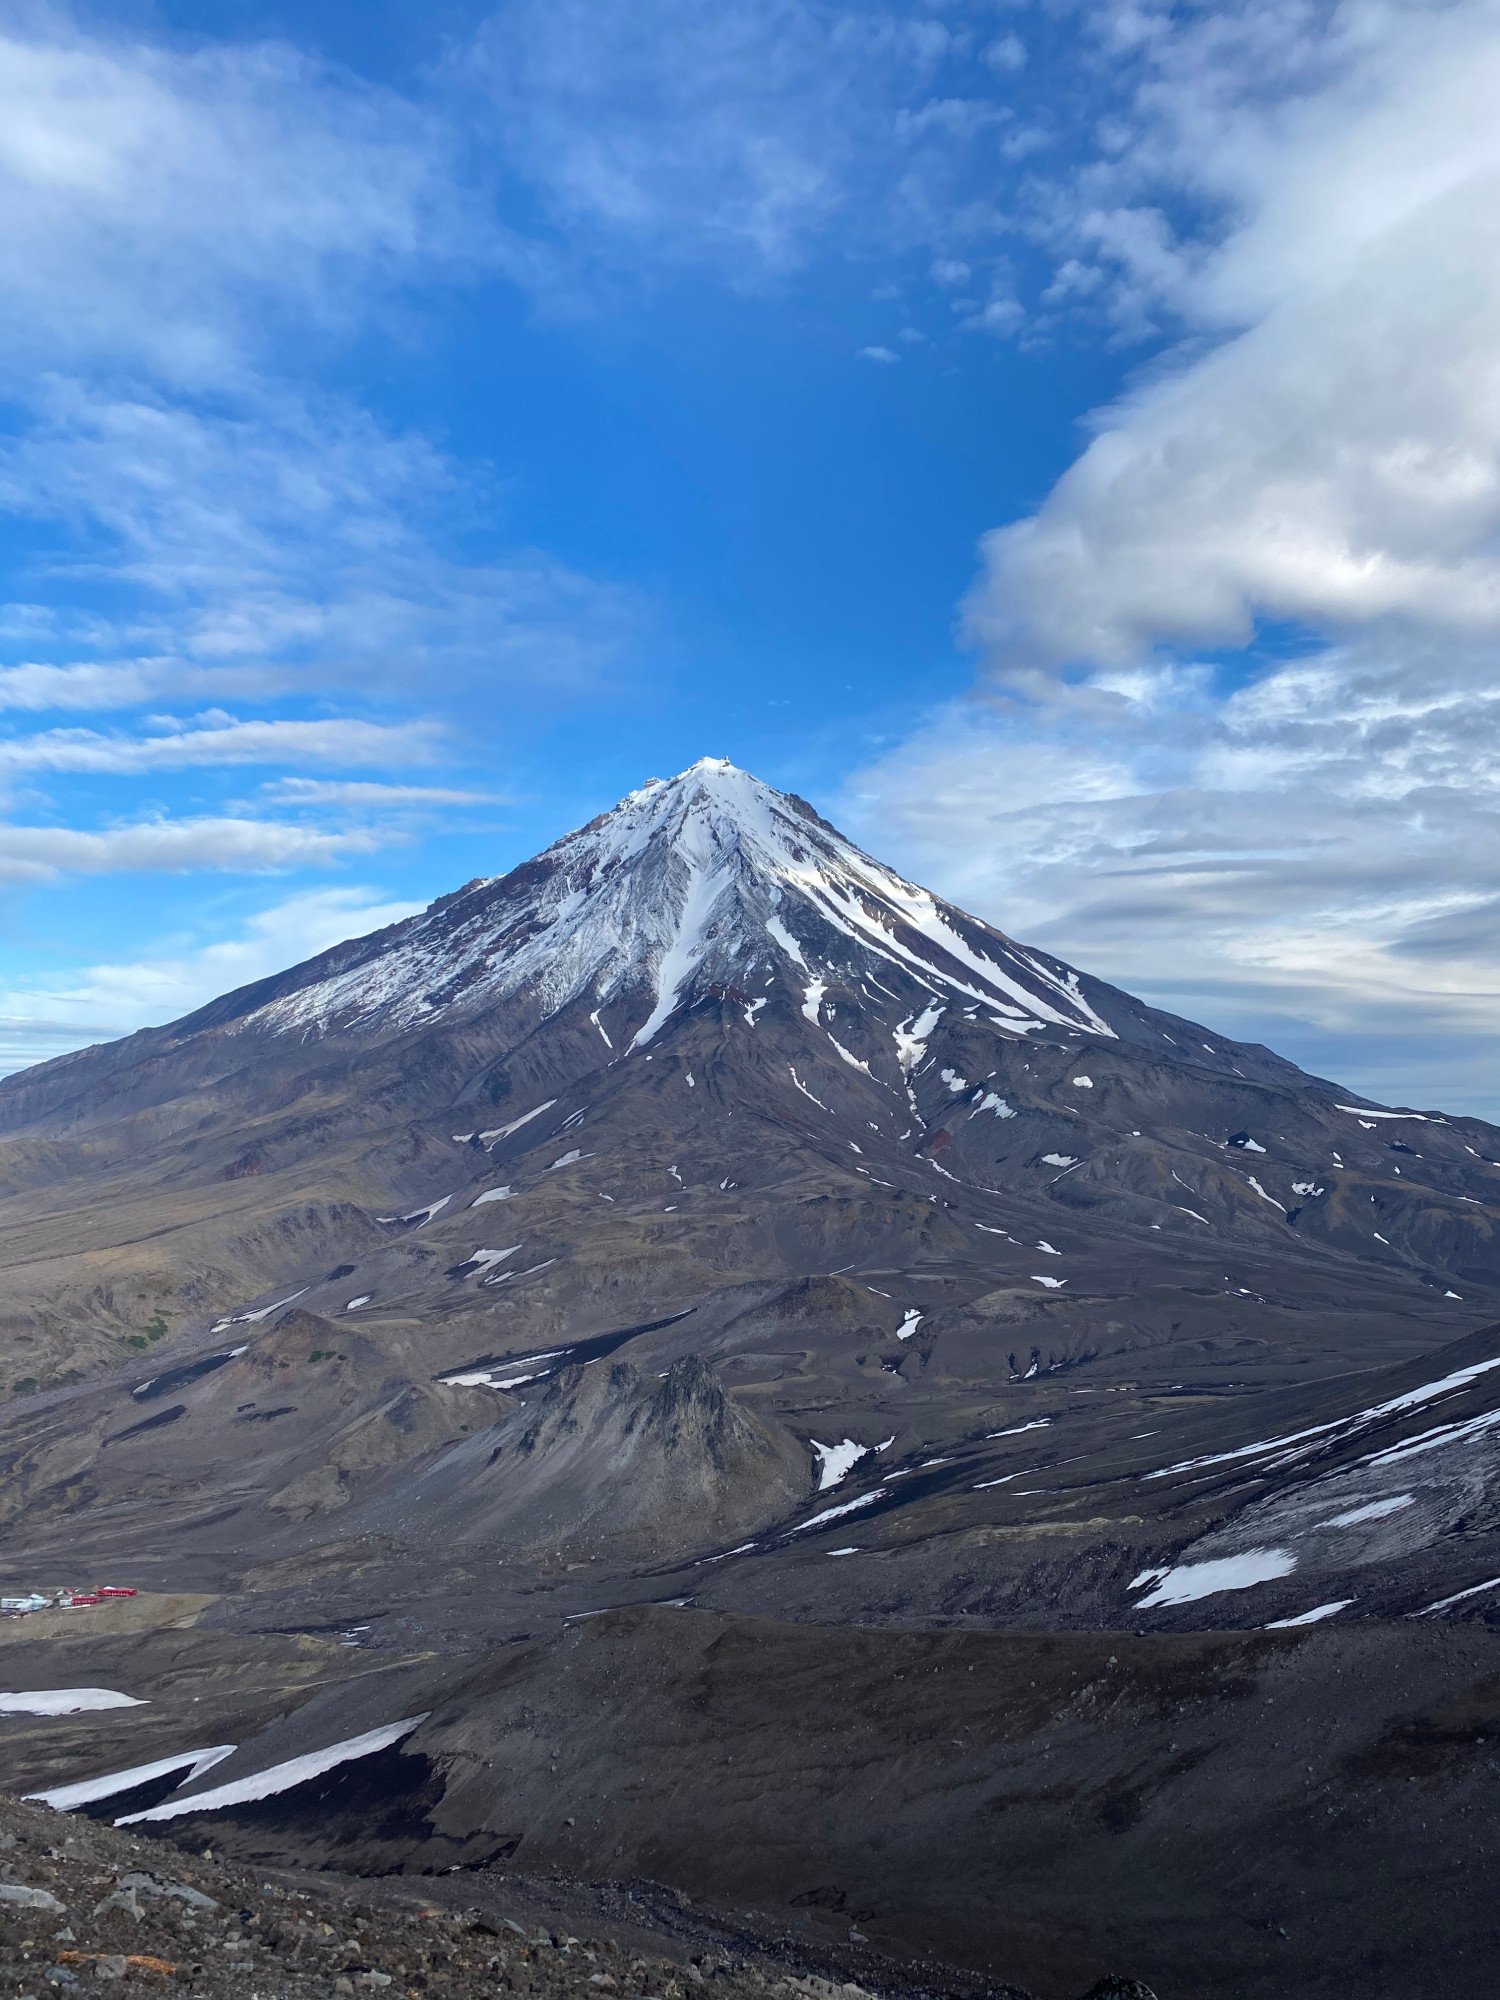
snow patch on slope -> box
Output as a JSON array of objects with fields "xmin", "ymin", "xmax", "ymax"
[
  {"xmin": 28, "ymin": 1747, "xmax": 236, "ymax": 1811},
  {"xmin": 1131, "ymin": 1549, "xmax": 1295, "ymax": 1607},
  {"xmin": 0, "ymin": 1689, "xmax": 145, "ymax": 1716},
  {"xmin": 119, "ymin": 1717, "xmax": 429, "ymax": 1824}
]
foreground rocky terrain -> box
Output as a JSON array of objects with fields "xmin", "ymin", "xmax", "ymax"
[
  {"xmin": 1, "ymin": 762, "xmax": 1496, "ymax": 1998},
  {"xmin": 2, "ymin": 1599, "xmax": 1495, "ymax": 1998},
  {"xmin": 0, "ymin": 1792, "xmax": 1156, "ymax": 2000}
]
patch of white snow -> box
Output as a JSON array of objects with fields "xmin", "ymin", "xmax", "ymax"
[
  {"xmin": 478, "ymin": 1101, "xmax": 557, "ymax": 1145},
  {"xmin": 788, "ymin": 1066, "xmax": 828, "ymax": 1110},
  {"xmin": 793, "ymin": 1489, "xmax": 887, "ymax": 1533},
  {"xmin": 1131, "ymin": 1549, "xmax": 1296, "ymax": 1607},
  {"xmin": 1335, "ymin": 1105, "xmax": 1435, "ymax": 1121},
  {"xmin": 120, "ymin": 1717, "xmax": 430, "ymax": 1823},
  {"xmin": 810, "ymin": 1439, "xmax": 872, "ymax": 1491},
  {"xmin": 1319, "ymin": 1496, "xmax": 1413, "ymax": 1528},
  {"xmin": 1244, "ymin": 1176, "xmax": 1285, "ymax": 1212},
  {"xmin": 27, "ymin": 1746, "xmax": 236, "ymax": 1810},
  {"xmin": 1417, "ymin": 1576, "xmax": 1500, "ymax": 1616},
  {"xmin": 0, "ymin": 1689, "xmax": 145, "ymax": 1716},
  {"xmin": 1264, "ymin": 1601, "xmax": 1356, "ymax": 1628}
]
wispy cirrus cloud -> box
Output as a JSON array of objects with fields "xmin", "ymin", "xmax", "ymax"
[
  {"xmin": 0, "ymin": 813, "xmax": 383, "ymax": 884},
  {"xmin": 463, "ymin": 0, "xmax": 927, "ymax": 274},
  {"xmin": 0, "ymin": 13, "xmax": 479, "ymax": 385},
  {"xmin": 457, "ymin": 0, "xmax": 1034, "ymax": 290},
  {"xmin": 0, "ymin": 714, "xmax": 442, "ymax": 776},
  {"xmin": 845, "ymin": 647, "xmax": 1500, "ymax": 1117},
  {"xmin": 1, "ymin": 373, "xmax": 646, "ymax": 702},
  {"xmin": 0, "ymin": 6, "xmax": 644, "ymax": 905},
  {"xmin": 857, "ymin": 0, "xmax": 1500, "ymax": 1116},
  {"xmin": 261, "ymin": 778, "xmax": 501, "ymax": 808},
  {"xmin": 0, "ymin": 883, "xmax": 422, "ymax": 1062},
  {"xmin": 0, "ymin": 658, "xmax": 269, "ymax": 713}
]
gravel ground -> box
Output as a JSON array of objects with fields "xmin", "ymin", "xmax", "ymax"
[{"xmin": 0, "ymin": 1797, "xmax": 1152, "ymax": 2000}]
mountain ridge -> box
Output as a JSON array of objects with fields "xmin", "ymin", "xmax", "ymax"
[
  {"xmin": 4, "ymin": 762, "xmax": 1499, "ymax": 2000},
  {"xmin": 0, "ymin": 758, "xmax": 1323, "ymax": 1112},
  {"xmin": 0, "ymin": 757, "xmax": 1496, "ymax": 1410}
]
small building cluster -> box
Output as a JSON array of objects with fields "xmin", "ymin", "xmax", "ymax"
[{"xmin": 0, "ymin": 1585, "xmax": 137, "ymax": 1617}]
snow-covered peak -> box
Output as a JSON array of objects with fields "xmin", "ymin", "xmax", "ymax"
[
  {"xmin": 562, "ymin": 757, "xmax": 808, "ymax": 868},
  {"xmin": 244, "ymin": 759, "xmax": 1118, "ymax": 1046}
]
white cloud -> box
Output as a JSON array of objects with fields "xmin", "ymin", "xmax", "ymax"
[
  {"xmin": 0, "ymin": 813, "xmax": 383, "ymax": 884},
  {"xmin": 968, "ymin": 0, "xmax": 1500, "ymax": 674},
  {"xmin": 0, "ymin": 377, "xmax": 647, "ymax": 709},
  {"xmin": 0, "ymin": 11, "xmax": 645, "ymax": 882},
  {"xmin": 845, "ymin": 646, "xmax": 1500, "ymax": 1117},
  {"xmin": 464, "ymin": 0, "xmax": 887, "ymax": 272},
  {"xmin": 0, "ymin": 885, "xmax": 422, "ymax": 1070},
  {"xmin": 0, "ymin": 12, "xmax": 476, "ymax": 385},
  {"xmin": 869, "ymin": 0, "xmax": 1500, "ymax": 1119},
  {"xmin": 0, "ymin": 714, "xmax": 442, "ymax": 776},
  {"xmin": 982, "ymin": 34, "xmax": 1026, "ymax": 76},
  {"xmin": 0, "ymin": 659, "xmax": 226, "ymax": 712},
  {"xmin": 458, "ymin": 0, "xmax": 1023, "ymax": 282},
  {"xmin": 262, "ymin": 778, "xmax": 500, "ymax": 808},
  {"xmin": 957, "ymin": 272, "xmax": 1023, "ymax": 337},
  {"xmin": 858, "ymin": 345, "xmax": 901, "ymax": 364}
]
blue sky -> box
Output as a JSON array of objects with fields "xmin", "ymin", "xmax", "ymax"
[{"xmin": 3, "ymin": 0, "xmax": 1500, "ymax": 1116}]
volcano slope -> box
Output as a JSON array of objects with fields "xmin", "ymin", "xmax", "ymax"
[{"xmin": 1, "ymin": 759, "xmax": 1498, "ymax": 2000}]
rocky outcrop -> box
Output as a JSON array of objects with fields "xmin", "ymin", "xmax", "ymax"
[{"xmin": 390, "ymin": 1354, "xmax": 808, "ymax": 1559}]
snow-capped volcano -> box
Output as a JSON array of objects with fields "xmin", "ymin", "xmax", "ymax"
[
  {"xmin": 247, "ymin": 756, "xmax": 1117, "ymax": 1050},
  {"xmin": 4, "ymin": 749, "xmax": 1499, "ymax": 1418},
  {"xmin": 4, "ymin": 762, "xmax": 1496, "ymax": 2000}
]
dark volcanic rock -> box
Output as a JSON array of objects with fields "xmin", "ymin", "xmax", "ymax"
[
  {"xmin": 3, "ymin": 1792, "xmax": 1011, "ymax": 2000},
  {"xmin": 377, "ymin": 1352, "xmax": 808, "ymax": 1559},
  {"xmin": 1, "ymin": 757, "xmax": 1496, "ymax": 1398},
  {"xmin": 1, "ymin": 760, "xmax": 1498, "ymax": 2000}
]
